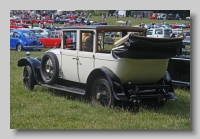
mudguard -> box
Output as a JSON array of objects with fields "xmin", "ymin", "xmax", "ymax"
[
  {"xmin": 18, "ymin": 57, "xmax": 42, "ymax": 85},
  {"xmin": 85, "ymin": 66, "xmax": 125, "ymax": 101}
]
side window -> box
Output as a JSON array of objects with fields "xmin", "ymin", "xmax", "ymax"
[
  {"xmin": 10, "ymin": 32, "xmax": 14, "ymax": 37},
  {"xmin": 97, "ymin": 31, "xmax": 117, "ymax": 53},
  {"xmin": 55, "ymin": 32, "xmax": 60, "ymax": 38},
  {"xmin": 63, "ymin": 31, "xmax": 77, "ymax": 50},
  {"xmin": 80, "ymin": 31, "xmax": 93, "ymax": 52},
  {"xmin": 50, "ymin": 32, "xmax": 55, "ymax": 38},
  {"xmin": 155, "ymin": 29, "xmax": 163, "ymax": 35},
  {"xmin": 13, "ymin": 32, "xmax": 20, "ymax": 38}
]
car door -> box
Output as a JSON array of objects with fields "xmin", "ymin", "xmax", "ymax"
[
  {"xmin": 48, "ymin": 31, "xmax": 55, "ymax": 47},
  {"xmin": 77, "ymin": 30, "xmax": 96, "ymax": 83},
  {"xmin": 61, "ymin": 30, "xmax": 80, "ymax": 82}
]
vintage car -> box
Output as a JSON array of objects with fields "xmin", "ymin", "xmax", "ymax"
[
  {"xmin": 38, "ymin": 30, "xmax": 73, "ymax": 48},
  {"xmin": 18, "ymin": 25, "xmax": 185, "ymax": 108},
  {"xmin": 10, "ymin": 29, "xmax": 43, "ymax": 52}
]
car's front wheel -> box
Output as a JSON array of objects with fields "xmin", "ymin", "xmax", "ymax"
[
  {"xmin": 91, "ymin": 77, "xmax": 114, "ymax": 107},
  {"xmin": 17, "ymin": 43, "xmax": 22, "ymax": 52},
  {"xmin": 23, "ymin": 65, "xmax": 34, "ymax": 90},
  {"xmin": 40, "ymin": 52, "xmax": 59, "ymax": 84}
]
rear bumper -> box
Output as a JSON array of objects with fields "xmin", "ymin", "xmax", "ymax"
[{"xmin": 172, "ymin": 80, "xmax": 190, "ymax": 87}]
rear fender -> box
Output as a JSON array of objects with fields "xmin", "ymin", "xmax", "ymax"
[
  {"xmin": 85, "ymin": 67, "xmax": 125, "ymax": 101},
  {"xmin": 18, "ymin": 57, "xmax": 42, "ymax": 85}
]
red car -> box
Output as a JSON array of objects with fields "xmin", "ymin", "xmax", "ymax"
[
  {"xmin": 22, "ymin": 18, "xmax": 31, "ymax": 23},
  {"xmin": 10, "ymin": 18, "xmax": 21, "ymax": 23},
  {"xmin": 149, "ymin": 13, "xmax": 158, "ymax": 19},
  {"xmin": 65, "ymin": 19, "xmax": 76, "ymax": 25},
  {"xmin": 38, "ymin": 31, "xmax": 73, "ymax": 48},
  {"xmin": 42, "ymin": 17, "xmax": 54, "ymax": 23},
  {"xmin": 171, "ymin": 24, "xmax": 179, "ymax": 29},
  {"xmin": 31, "ymin": 19, "xmax": 41, "ymax": 23},
  {"xmin": 10, "ymin": 21, "xmax": 24, "ymax": 29}
]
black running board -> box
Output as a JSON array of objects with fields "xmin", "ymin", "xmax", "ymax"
[{"xmin": 41, "ymin": 84, "xmax": 86, "ymax": 95}]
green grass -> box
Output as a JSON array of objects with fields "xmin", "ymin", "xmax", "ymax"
[
  {"xmin": 10, "ymin": 49, "xmax": 190, "ymax": 129},
  {"xmin": 11, "ymin": 16, "xmax": 190, "ymax": 129}
]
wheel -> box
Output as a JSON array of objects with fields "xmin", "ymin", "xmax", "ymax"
[
  {"xmin": 23, "ymin": 65, "xmax": 34, "ymax": 90},
  {"xmin": 16, "ymin": 43, "xmax": 22, "ymax": 52},
  {"xmin": 40, "ymin": 52, "xmax": 59, "ymax": 84},
  {"xmin": 91, "ymin": 77, "xmax": 114, "ymax": 107}
]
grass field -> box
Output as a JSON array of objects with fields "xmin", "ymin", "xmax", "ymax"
[{"xmin": 10, "ymin": 16, "xmax": 191, "ymax": 130}]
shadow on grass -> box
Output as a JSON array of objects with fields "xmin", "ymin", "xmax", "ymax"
[{"xmin": 37, "ymin": 86, "xmax": 190, "ymax": 117}]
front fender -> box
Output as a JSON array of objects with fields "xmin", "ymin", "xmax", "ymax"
[
  {"xmin": 18, "ymin": 57, "xmax": 42, "ymax": 85},
  {"xmin": 85, "ymin": 67, "xmax": 125, "ymax": 101}
]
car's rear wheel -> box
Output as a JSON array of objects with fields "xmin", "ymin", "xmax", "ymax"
[
  {"xmin": 40, "ymin": 52, "xmax": 59, "ymax": 84},
  {"xmin": 17, "ymin": 43, "xmax": 22, "ymax": 52},
  {"xmin": 91, "ymin": 77, "xmax": 114, "ymax": 107},
  {"xmin": 23, "ymin": 65, "xmax": 34, "ymax": 90}
]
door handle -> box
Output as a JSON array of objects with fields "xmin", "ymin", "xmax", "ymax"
[{"xmin": 72, "ymin": 57, "xmax": 79, "ymax": 60}]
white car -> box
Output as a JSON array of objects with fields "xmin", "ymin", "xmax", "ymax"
[
  {"xmin": 186, "ymin": 17, "xmax": 190, "ymax": 20},
  {"xmin": 146, "ymin": 28, "xmax": 173, "ymax": 38},
  {"xmin": 32, "ymin": 27, "xmax": 49, "ymax": 36},
  {"xmin": 18, "ymin": 25, "xmax": 185, "ymax": 108}
]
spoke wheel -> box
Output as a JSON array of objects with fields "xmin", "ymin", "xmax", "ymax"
[
  {"xmin": 23, "ymin": 65, "xmax": 34, "ymax": 90},
  {"xmin": 40, "ymin": 52, "xmax": 59, "ymax": 84},
  {"xmin": 91, "ymin": 77, "xmax": 114, "ymax": 107}
]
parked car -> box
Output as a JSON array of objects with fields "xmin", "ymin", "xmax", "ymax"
[
  {"xmin": 22, "ymin": 18, "xmax": 31, "ymax": 23},
  {"xmin": 175, "ymin": 23, "xmax": 188, "ymax": 28},
  {"xmin": 38, "ymin": 30, "xmax": 73, "ymax": 48},
  {"xmin": 182, "ymin": 36, "xmax": 190, "ymax": 45},
  {"xmin": 157, "ymin": 14, "xmax": 166, "ymax": 20},
  {"xmin": 146, "ymin": 28, "xmax": 173, "ymax": 38},
  {"xmin": 171, "ymin": 23, "xmax": 179, "ymax": 29},
  {"xmin": 53, "ymin": 17, "xmax": 65, "ymax": 24},
  {"xmin": 42, "ymin": 18, "xmax": 54, "ymax": 23},
  {"xmin": 10, "ymin": 22, "xmax": 24, "ymax": 29},
  {"xmin": 186, "ymin": 17, "xmax": 190, "ymax": 20},
  {"xmin": 31, "ymin": 19, "xmax": 41, "ymax": 23},
  {"xmin": 10, "ymin": 17, "xmax": 21, "ymax": 23},
  {"xmin": 10, "ymin": 29, "xmax": 43, "ymax": 51},
  {"xmin": 18, "ymin": 25, "xmax": 185, "ymax": 109},
  {"xmin": 32, "ymin": 27, "xmax": 49, "ymax": 36}
]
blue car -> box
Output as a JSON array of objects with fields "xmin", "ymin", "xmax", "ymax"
[{"xmin": 10, "ymin": 29, "xmax": 43, "ymax": 52}]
